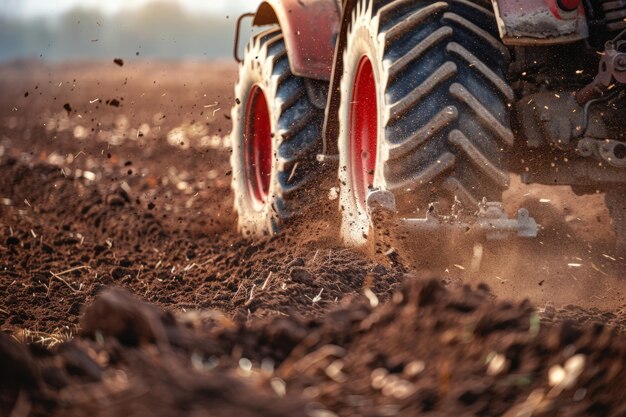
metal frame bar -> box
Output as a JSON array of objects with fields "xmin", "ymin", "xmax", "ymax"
[{"xmin": 233, "ymin": 13, "xmax": 256, "ymax": 64}]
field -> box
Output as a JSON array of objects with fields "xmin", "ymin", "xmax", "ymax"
[{"xmin": 1, "ymin": 60, "xmax": 625, "ymax": 416}]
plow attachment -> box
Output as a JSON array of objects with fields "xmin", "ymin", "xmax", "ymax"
[{"xmin": 366, "ymin": 190, "xmax": 538, "ymax": 242}]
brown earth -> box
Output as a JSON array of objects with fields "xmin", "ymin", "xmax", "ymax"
[{"xmin": 0, "ymin": 60, "xmax": 625, "ymax": 416}]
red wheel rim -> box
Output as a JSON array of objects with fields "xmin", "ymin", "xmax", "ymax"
[
  {"xmin": 349, "ymin": 56, "xmax": 378, "ymax": 209},
  {"xmin": 244, "ymin": 84, "xmax": 272, "ymax": 211}
]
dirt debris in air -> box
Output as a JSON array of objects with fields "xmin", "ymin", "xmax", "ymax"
[{"xmin": 0, "ymin": 61, "xmax": 625, "ymax": 415}]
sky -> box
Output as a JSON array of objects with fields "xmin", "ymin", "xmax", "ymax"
[
  {"xmin": 0, "ymin": 0, "xmax": 266, "ymax": 60},
  {"xmin": 0, "ymin": 0, "xmax": 257, "ymax": 18}
]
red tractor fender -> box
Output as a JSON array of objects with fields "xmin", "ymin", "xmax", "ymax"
[{"xmin": 253, "ymin": 0, "xmax": 341, "ymax": 81}]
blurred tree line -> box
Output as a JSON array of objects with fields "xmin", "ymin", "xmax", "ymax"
[{"xmin": 0, "ymin": 1, "xmax": 245, "ymax": 61}]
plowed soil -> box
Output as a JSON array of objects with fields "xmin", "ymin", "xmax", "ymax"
[{"xmin": 1, "ymin": 60, "xmax": 625, "ymax": 416}]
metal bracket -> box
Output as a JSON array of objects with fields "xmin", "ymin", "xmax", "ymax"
[
  {"xmin": 475, "ymin": 201, "xmax": 537, "ymax": 240},
  {"xmin": 366, "ymin": 189, "xmax": 538, "ymax": 241},
  {"xmin": 577, "ymin": 29, "xmax": 626, "ymax": 104},
  {"xmin": 233, "ymin": 13, "xmax": 256, "ymax": 64},
  {"xmin": 577, "ymin": 137, "xmax": 626, "ymax": 168}
]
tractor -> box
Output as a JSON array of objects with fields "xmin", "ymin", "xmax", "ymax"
[{"xmin": 229, "ymin": 0, "xmax": 626, "ymax": 248}]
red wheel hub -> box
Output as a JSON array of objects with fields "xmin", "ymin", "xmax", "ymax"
[
  {"xmin": 244, "ymin": 85, "xmax": 272, "ymax": 210},
  {"xmin": 350, "ymin": 56, "xmax": 378, "ymax": 209},
  {"xmin": 557, "ymin": 0, "xmax": 580, "ymax": 11}
]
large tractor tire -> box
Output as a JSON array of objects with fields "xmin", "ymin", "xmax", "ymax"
[
  {"xmin": 606, "ymin": 190, "xmax": 626, "ymax": 246},
  {"xmin": 337, "ymin": 0, "xmax": 514, "ymax": 245},
  {"xmin": 231, "ymin": 26, "xmax": 325, "ymax": 237}
]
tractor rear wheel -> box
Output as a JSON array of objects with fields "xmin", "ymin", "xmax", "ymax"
[
  {"xmin": 231, "ymin": 27, "xmax": 325, "ymax": 237},
  {"xmin": 337, "ymin": 0, "xmax": 514, "ymax": 245}
]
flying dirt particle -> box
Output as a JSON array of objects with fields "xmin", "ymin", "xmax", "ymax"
[
  {"xmin": 147, "ymin": 203, "xmax": 155, "ymax": 210},
  {"xmin": 574, "ymin": 388, "xmax": 587, "ymax": 401},
  {"xmin": 225, "ymin": 171, "xmax": 232, "ymax": 176},
  {"xmin": 370, "ymin": 368, "xmax": 388, "ymax": 390},
  {"xmin": 270, "ymin": 378, "xmax": 286, "ymax": 397},
  {"xmin": 538, "ymin": 280, "xmax": 545, "ymax": 286},
  {"xmin": 487, "ymin": 353, "xmax": 507, "ymax": 376},
  {"xmin": 108, "ymin": 99, "xmax": 120, "ymax": 107},
  {"xmin": 549, "ymin": 365, "xmax": 566, "ymax": 387},
  {"xmin": 136, "ymin": 52, "xmax": 140, "ymax": 56},
  {"xmin": 127, "ymin": 169, "xmax": 133, "ymax": 175},
  {"xmin": 364, "ymin": 288, "xmax": 379, "ymax": 307},
  {"xmin": 24, "ymin": 92, "xmax": 29, "ymax": 98},
  {"xmin": 63, "ymin": 103, "xmax": 72, "ymax": 113},
  {"xmin": 404, "ymin": 360, "xmax": 425, "ymax": 376},
  {"xmin": 235, "ymin": 98, "xmax": 241, "ymax": 105},
  {"xmin": 114, "ymin": 58, "xmax": 124, "ymax": 67}
]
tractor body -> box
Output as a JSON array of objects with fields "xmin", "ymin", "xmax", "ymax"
[{"xmin": 230, "ymin": 0, "xmax": 626, "ymax": 244}]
